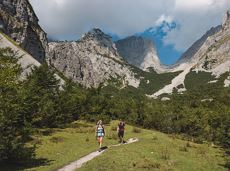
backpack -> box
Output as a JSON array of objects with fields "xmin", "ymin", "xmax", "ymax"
[{"xmin": 118, "ymin": 122, "xmax": 125, "ymax": 131}]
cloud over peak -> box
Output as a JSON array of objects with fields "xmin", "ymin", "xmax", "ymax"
[{"xmin": 30, "ymin": 0, "xmax": 230, "ymax": 51}]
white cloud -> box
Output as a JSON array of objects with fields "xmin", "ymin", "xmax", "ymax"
[
  {"xmin": 29, "ymin": 0, "xmax": 230, "ymax": 51},
  {"xmin": 163, "ymin": 0, "xmax": 230, "ymax": 51},
  {"xmin": 155, "ymin": 15, "xmax": 174, "ymax": 26},
  {"xmin": 175, "ymin": 0, "xmax": 213, "ymax": 10}
]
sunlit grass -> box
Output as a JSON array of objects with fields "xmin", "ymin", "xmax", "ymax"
[{"xmin": 1, "ymin": 120, "xmax": 227, "ymax": 171}]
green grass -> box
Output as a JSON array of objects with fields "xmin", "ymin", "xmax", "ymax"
[
  {"xmin": 0, "ymin": 121, "xmax": 227, "ymax": 171},
  {"xmin": 79, "ymin": 121, "xmax": 227, "ymax": 171}
]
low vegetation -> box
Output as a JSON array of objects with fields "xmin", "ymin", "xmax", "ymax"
[
  {"xmin": 1, "ymin": 121, "xmax": 228, "ymax": 171},
  {"xmin": 0, "ymin": 47, "xmax": 229, "ymax": 170}
]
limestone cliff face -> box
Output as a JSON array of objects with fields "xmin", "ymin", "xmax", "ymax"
[
  {"xmin": 116, "ymin": 36, "xmax": 161, "ymax": 72},
  {"xmin": 175, "ymin": 10, "xmax": 230, "ymax": 73},
  {"xmin": 47, "ymin": 29, "xmax": 140, "ymax": 88},
  {"xmin": 176, "ymin": 26, "xmax": 222, "ymax": 64},
  {"xmin": 0, "ymin": 0, "xmax": 47, "ymax": 63},
  {"xmin": 189, "ymin": 10, "xmax": 230, "ymax": 74},
  {"xmin": 150, "ymin": 10, "xmax": 230, "ymax": 97}
]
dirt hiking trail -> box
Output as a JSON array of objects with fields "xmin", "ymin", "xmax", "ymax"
[{"xmin": 57, "ymin": 138, "xmax": 139, "ymax": 171}]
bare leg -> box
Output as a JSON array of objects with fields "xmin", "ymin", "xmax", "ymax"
[
  {"xmin": 97, "ymin": 137, "xmax": 100, "ymax": 146},
  {"xmin": 119, "ymin": 136, "xmax": 122, "ymax": 143},
  {"xmin": 99, "ymin": 137, "xmax": 103, "ymax": 148}
]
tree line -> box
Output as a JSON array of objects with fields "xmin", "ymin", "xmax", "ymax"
[{"xmin": 0, "ymin": 47, "xmax": 229, "ymax": 162}]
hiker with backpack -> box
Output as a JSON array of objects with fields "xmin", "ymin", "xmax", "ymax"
[
  {"xmin": 95, "ymin": 120, "xmax": 105, "ymax": 150},
  {"xmin": 117, "ymin": 120, "xmax": 125, "ymax": 143}
]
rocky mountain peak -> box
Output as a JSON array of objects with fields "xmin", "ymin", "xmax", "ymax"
[
  {"xmin": 47, "ymin": 29, "xmax": 139, "ymax": 88},
  {"xmin": 80, "ymin": 28, "xmax": 120, "ymax": 60},
  {"xmin": 222, "ymin": 10, "xmax": 230, "ymax": 30},
  {"xmin": 81, "ymin": 28, "xmax": 113, "ymax": 47},
  {"xmin": 116, "ymin": 36, "xmax": 162, "ymax": 72},
  {"xmin": 82, "ymin": 28, "xmax": 111, "ymax": 40},
  {"xmin": 0, "ymin": 0, "xmax": 47, "ymax": 63}
]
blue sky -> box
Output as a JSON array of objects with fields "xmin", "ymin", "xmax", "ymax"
[
  {"xmin": 136, "ymin": 21, "xmax": 183, "ymax": 65},
  {"xmin": 30, "ymin": 0, "xmax": 230, "ymax": 65}
]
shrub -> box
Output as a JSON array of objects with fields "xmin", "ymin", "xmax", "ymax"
[
  {"xmin": 160, "ymin": 147, "xmax": 170, "ymax": 160},
  {"xmin": 111, "ymin": 125, "xmax": 117, "ymax": 131},
  {"xmin": 134, "ymin": 159, "xmax": 161, "ymax": 169},
  {"xmin": 107, "ymin": 133, "xmax": 118, "ymax": 140},
  {"xmin": 179, "ymin": 145, "xmax": 188, "ymax": 152},
  {"xmin": 132, "ymin": 127, "xmax": 142, "ymax": 133},
  {"xmin": 49, "ymin": 136, "xmax": 65, "ymax": 143}
]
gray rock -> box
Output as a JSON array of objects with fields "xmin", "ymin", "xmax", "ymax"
[
  {"xmin": 47, "ymin": 29, "xmax": 140, "ymax": 88},
  {"xmin": 0, "ymin": 0, "xmax": 47, "ymax": 63},
  {"xmin": 176, "ymin": 25, "xmax": 221, "ymax": 64},
  {"xmin": 116, "ymin": 36, "xmax": 161, "ymax": 72},
  {"xmin": 193, "ymin": 10, "xmax": 230, "ymax": 72}
]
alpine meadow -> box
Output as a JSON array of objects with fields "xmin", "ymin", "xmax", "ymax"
[{"xmin": 0, "ymin": 0, "xmax": 229, "ymax": 171}]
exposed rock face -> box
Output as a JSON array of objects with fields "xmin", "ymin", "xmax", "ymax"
[
  {"xmin": 0, "ymin": 32, "xmax": 64, "ymax": 85},
  {"xmin": 149, "ymin": 10, "xmax": 230, "ymax": 97},
  {"xmin": 0, "ymin": 0, "xmax": 47, "ymax": 63},
  {"xmin": 47, "ymin": 29, "xmax": 140, "ymax": 88},
  {"xmin": 115, "ymin": 36, "xmax": 161, "ymax": 72},
  {"xmin": 192, "ymin": 10, "xmax": 230, "ymax": 73},
  {"xmin": 176, "ymin": 26, "xmax": 221, "ymax": 64},
  {"xmin": 0, "ymin": 32, "xmax": 40, "ymax": 77}
]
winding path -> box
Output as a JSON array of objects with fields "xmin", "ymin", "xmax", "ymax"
[{"xmin": 56, "ymin": 138, "xmax": 139, "ymax": 171}]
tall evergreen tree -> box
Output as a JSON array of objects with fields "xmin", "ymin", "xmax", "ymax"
[{"xmin": 0, "ymin": 48, "xmax": 34, "ymax": 161}]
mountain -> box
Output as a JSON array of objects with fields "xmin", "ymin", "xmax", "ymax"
[
  {"xmin": 0, "ymin": 0, "xmax": 47, "ymax": 63},
  {"xmin": 1, "ymin": 0, "xmax": 229, "ymax": 96},
  {"xmin": 176, "ymin": 25, "xmax": 221, "ymax": 64},
  {"xmin": 47, "ymin": 28, "xmax": 140, "ymax": 88},
  {"xmin": 115, "ymin": 36, "xmax": 162, "ymax": 72},
  {"xmin": 136, "ymin": 21, "xmax": 181, "ymax": 65},
  {"xmin": 0, "ymin": 32, "xmax": 40, "ymax": 77},
  {"xmin": 0, "ymin": 32, "xmax": 65, "ymax": 85},
  {"xmin": 148, "ymin": 10, "xmax": 230, "ymax": 97}
]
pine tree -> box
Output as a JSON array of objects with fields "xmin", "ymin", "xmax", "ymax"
[
  {"xmin": 0, "ymin": 48, "xmax": 34, "ymax": 162},
  {"xmin": 22, "ymin": 63, "xmax": 61, "ymax": 127}
]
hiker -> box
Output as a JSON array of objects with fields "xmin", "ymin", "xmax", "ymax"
[
  {"xmin": 117, "ymin": 120, "xmax": 125, "ymax": 143},
  {"xmin": 95, "ymin": 120, "xmax": 105, "ymax": 150}
]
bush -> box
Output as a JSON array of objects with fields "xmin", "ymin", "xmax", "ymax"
[
  {"xmin": 107, "ymin": 133, "xmax": 118, "ymax": 140},
  {"xmin": 111, "ymin": 125, "xmax": 117, "ymax": 131},
  {"xmin": 160, "ymin": 147, "xmax": 170, "ymax": 160},
  {"xmin": 132, "ymin": 127, "xmax": 142, "ymax": 133},
  {"xmin": 50, "ymin": 136, "xmax": 65, "ymax": 143},
  {"xmin": 179, "ymin": 145, "xmax": 188, "ymax": 152}
]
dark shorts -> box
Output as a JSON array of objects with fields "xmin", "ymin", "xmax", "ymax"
[{"xmin": 118, "ymin": 131, "xmax": 124, "ymax": 138}]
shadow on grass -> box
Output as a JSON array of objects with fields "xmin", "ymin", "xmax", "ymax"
[
  {"xmin": 218, "ymin": 149, "xmax": 230, "ymax": 170},
  {"xmin": 0, "ymin": 158, "xmax": 52, "ymax": 171},
  {"xmin": 100, "ymin": 146, "xmax": 108, "ymax": 151},
  {"xmin": 219, "ymin": 161, "xmax": 230, "ymax": 170}
]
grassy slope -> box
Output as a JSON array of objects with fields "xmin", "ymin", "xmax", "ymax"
[
  {"xmin": 79, "ymin": 121, "xmax": 226, "ymax": 171},
  {"xmin": 1, "ymin": 121, "xmax": 227, "ymax": 171}
]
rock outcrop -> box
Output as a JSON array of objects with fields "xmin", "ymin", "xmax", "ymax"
[
  {"xmin": 47, "ymin": 29, "xmax": 140, "ymax": 88},
  {"xmin": 149, "ymin": 10, "xmax": 230, "ymax": 97},
  {"xmin": 176, "ymin": 26, "xmax": 221, "ymax": 64},
  {"xmin": 0, "ymin": 32, "xmax": 40, "ymax": 77},
  {"xmin": 191, "ymin": 10, "xmax": 230, "ymax": 74},
  {"xmin": 116, "ymin": 36, "xmax": 162, "ymax": 72},
  {"xmin": 0, "ymin": 0, "xmax": 47, "ymax": 63},
  {"xmin": 0, "ymin": 32, "xmax": 64, "ymax": 85}
]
